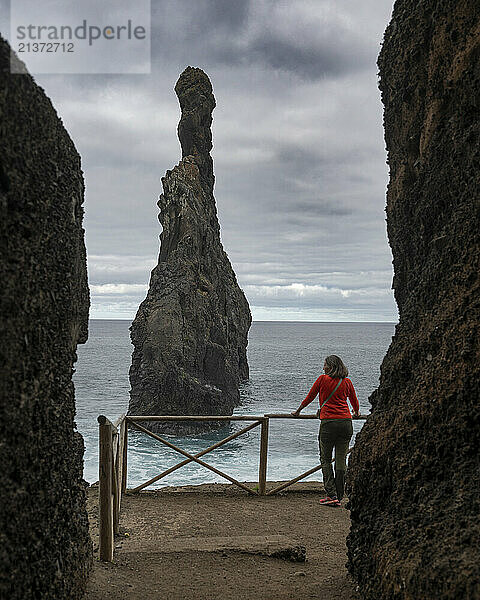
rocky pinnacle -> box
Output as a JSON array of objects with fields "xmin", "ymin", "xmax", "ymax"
[
  {"xmin": 128, "ymin": 67, "xmax": 251, "ymax": 434},
  {"xmin": 175, "ymin": 66, "xmax": 216, "ymax": 192}
]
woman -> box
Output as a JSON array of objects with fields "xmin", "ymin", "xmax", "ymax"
[{"xmin": 291, "ymin": 355, "xmax": 359, "ymax": 507}]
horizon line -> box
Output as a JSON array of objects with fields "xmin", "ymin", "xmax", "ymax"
[{"xmin": 88, "ymin": 318, "xmax": 397, "ymax": 324}]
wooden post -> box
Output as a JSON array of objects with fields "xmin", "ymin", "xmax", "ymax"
[
  {"xmin": 116, "ymin": 417, "xmax": 125, "ymax": 510},
  {"xmin": 258, "ymin": 417, "xmax": 269, "ymax": 495},
  {"xmin": 121, "ymin": 418, "xmax": 128, "ymax": 493},
  {"xmin": 112, "ymin": 450, "xmax": 119, "ymax": 535},
  {"xmin": 112, "ymin": 427, "xmax": 120, "ymax": 535},
  {"xmin": 98, "ymin": 415, "xmax": 114, "ymax": 562}
]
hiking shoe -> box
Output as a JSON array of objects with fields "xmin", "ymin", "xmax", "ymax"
[{"xmin": 319, "ymin": 496, "xmax": 341, "ymax": 507}]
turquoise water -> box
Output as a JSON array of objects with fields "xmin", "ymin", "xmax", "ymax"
[{"xmin": 74, "ymin": 320, "xmax": 394, "ymax": 488}]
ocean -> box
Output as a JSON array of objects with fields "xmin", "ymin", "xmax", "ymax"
[{"xmin": 74, "ymin": 320, "xmax": 395, "ymax": 489}]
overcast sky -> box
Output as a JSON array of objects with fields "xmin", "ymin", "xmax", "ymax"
[{"xmin": 4, "ymin": 0, "xmax": 397, "ymax": 322}]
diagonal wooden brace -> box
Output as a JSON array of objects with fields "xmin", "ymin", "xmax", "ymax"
[
  {"xmin": 128, "ymin": 419, "xmax": 259, "ymax": 495},
  {"xmin": 266, "ymin": 447, "xmax": 354, "ymax": 495},
  {"xmin": 131, "ymin": 420, "xmax": 261, "ymax": 492}
]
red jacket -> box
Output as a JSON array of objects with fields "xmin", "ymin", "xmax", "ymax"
[{"xmin": 300, "ymin": 375, "xmax": 359, "ymax": 420}]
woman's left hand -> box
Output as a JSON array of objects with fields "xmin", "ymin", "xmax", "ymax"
[{"xmin": 291, "ymin": 408, "xmax": 301, "ymax": 417}]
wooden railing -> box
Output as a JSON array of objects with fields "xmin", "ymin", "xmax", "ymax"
[{"xmin": 97, "ymin": 412, "xmax": 367, "ymax": 561}]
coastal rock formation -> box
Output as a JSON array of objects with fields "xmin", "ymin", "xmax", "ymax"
[
  {"xmin": 0, "ymin": 39, "xmax": 91, "ymax": 598},
  {"xmin": 347, "ymin": 2, "xmax": 480, "ymax": 599},
  {"xmin": 129, "ymin": 67, "xmax": 251, "ymax": 433}
]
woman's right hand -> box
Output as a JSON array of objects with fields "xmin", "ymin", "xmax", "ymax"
[{"xmin": 352, "ymin": 410, "xmax": 359, "ymax": 418}]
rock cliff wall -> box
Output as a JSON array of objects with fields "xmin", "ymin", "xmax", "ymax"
[
  {"xmin": 347, "ymin": 2, "xmax": 480, "ymax": 599},
  {"xmin": 129, "ymin": 67, "xmax": 251, "ymax": 433},
  {"xmin": 0, "ymin": 38, "xmax": 91, "ymax": 599}
]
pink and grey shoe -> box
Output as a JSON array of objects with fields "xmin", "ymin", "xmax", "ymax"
[{"xmin": 319, "ymin": 496, "xmax": 341, "ymax": 507}]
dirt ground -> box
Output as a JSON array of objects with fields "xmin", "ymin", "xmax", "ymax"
[{"xmin": 86, "ymin": 481, "xmax": 359, "ymax": 600}]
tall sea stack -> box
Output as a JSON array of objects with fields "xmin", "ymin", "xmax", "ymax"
[
  {"xmin": 347, "ymin": 2, "xmax": 480, "ymax": 599},
  {"xmin": 129, "ymin": 67, "xmax": 251, "ymax": 432},
  {"xmin": 0, "ymin": 38, "xmax": 91, "ymax": 599}
]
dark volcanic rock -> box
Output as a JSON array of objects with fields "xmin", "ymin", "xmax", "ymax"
[
  {"xmin": 347, "ymin": 2, "xmax": 480, "ymax": 599},
  {"xmin": 128, "ymin": 67, "xmax": 251, "ymax": 433},
  {"xmin": 0, "ymin": 39, "xmax": 91, "ymax": 599}
]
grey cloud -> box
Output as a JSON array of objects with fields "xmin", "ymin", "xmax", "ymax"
[
  {"xmin": 150, "ymin": 0, "xmax": 373, "ymax": 82},
  {"xmin": 5, "ymin": 0, "xmax": 397, "ymax": 321},
  {"xmin": 249, "ymin": 32, "xmax": 368, "ymax": 80},
  {"xmin": 185, "ymin": 0, "xmax": 250, "ymax": 32},
  {"xmin": 283, "ymin": 200, "xmax": 351, "ymax": 217}
]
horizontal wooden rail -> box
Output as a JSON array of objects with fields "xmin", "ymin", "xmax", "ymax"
[
  {"xmin": 127, "ymin": 414, "xmax": 368, "ymax": 422},
  {"xmin": 127, "ymin": 415, "xmax": 267, "ymax": 421},
  {"xmin": 265, "ymin": 413, "xmax": 368, "ymax": 419}
]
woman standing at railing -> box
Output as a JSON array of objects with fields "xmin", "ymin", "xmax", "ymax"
[{"xmin": 291, "ymin": 355, "xmax": 359, "ymax": 507}]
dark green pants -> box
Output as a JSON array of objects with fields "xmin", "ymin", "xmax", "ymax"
[{"xmin": 318, "ymin": 419, "xmax": 353, "ymax": 500}]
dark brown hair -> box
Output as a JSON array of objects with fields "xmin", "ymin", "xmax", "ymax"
[{"xmin": 324, "ymin": 355, "xmax": 348, "ymax": 378}]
